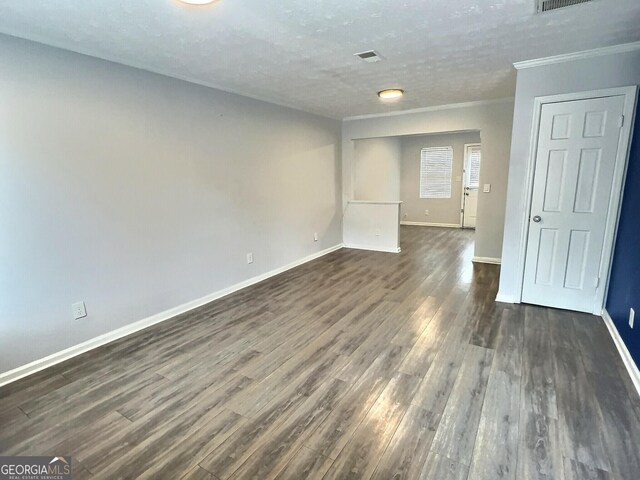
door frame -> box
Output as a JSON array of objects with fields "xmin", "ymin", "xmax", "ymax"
[
  {"xmin": 514, "ymin": 86, "xmax": 638, "ymax": 314},
  {"xmin": 460, "ymin": 143, "xmax": 481, "ymax": 228}
]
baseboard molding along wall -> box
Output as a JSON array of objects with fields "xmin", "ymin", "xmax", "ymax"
[
  {"xmin": 401, "ymin": 221, "xmax": 461, "ymax": 228},
  {"xmin": 602, "ymin": 309, "xmax": 640, "ymax": 398},
  {"xmin": 0, "ymin": 243, "xmax": 345, "ymax": 387},
  {"xmin": 343, "ymin": 244, "xmax": 401, "ymax": 254},
  {"xmin": 472, "ymin": 256, "xmax": 502, "ymax": 265},
  {"xmin": 495, "ymin": 293, "xmax": 517, "ymax": 304}
]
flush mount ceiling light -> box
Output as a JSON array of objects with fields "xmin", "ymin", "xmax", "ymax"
[
  {"xmin": 378, "ymin": 89, "xmax": 404, "ymax": 100},
  {"xmin": 178, "ymin": 0, "xmax": 218, "ymax": 5}
]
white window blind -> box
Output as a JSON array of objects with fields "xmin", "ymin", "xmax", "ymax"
[
  {"xmin": 420, "ymin": 146, "xmax": 453, "ymax": 198},
  {"xmin": 468, "ymin": 146, "xmax": 482, "ymax": 189}
]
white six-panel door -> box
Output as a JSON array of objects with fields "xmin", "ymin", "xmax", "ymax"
[{"xmin": 522, "ymin": 95, "xmax": 625, "ymax": 313}]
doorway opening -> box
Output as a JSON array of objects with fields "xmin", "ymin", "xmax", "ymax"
[{"xmin": 350, "ymin": 129, "xmax": 483, "ymax": 256}]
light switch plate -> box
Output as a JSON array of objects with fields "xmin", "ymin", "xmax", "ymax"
[
  {"xmin": 246, "ymin": 253, "xmax": 254, "ymax": 264},
  {"xmin": 483, "ymin": 184, "xmax": 491, "ymax": 193}
]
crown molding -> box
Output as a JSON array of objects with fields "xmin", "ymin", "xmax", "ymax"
[
  {"xmin": 513, "ymin": 41, "xmax": 640, "ymax": 70},
  {"xmin": 342, "ymin": 97, "xmax": 515, "ymax": 122}
]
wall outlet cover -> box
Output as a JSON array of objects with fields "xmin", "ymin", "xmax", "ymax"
[
  {"xmin": 246, "ymin": 253, "xmax": 254, "ymax": 264},
  {"xmin": 314, "ymin": 232, "xmax": 319, "ymax": 242},
  {"xmin": 483, "ymin": 184, "xmax": 491, "ymax": 193},
  {"xmin": 72, "ymin": 301, "xmax": 87, "ymax": 320}
]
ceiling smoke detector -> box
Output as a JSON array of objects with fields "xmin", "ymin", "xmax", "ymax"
[
  {"xmin": 354, "ymin": 50, "xmax": 384, "ymax": 63},
  {"xmin": 536, "ymin": 0, "xmax": 594, "ymax": 13}
]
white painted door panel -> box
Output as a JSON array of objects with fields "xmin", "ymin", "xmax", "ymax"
[
  {"xmin": 522, "ymin": 95, "xmax": 625, "ymax": 313},
  {"xmin": 463, "ymin": 189, "xmax": 478, "ymax": 228},
  {"xmin": 462, "ymin": 144, "xmax": 481, "ymax": 229}
]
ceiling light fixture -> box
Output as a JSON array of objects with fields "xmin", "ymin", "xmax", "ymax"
[
  {"xmin": 378, "ymin": 89, "xmax": 404, "ymax": 100},
  {"xmin": 178, "ymin": 0, "xmax": 218, "ymax": 5}
]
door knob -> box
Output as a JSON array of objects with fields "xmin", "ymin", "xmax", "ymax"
[{"xmin": 532, "ymin": 215, "xmax": 542, "ymax": 223}]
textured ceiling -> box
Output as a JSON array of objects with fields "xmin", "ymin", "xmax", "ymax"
[{"xmin": 0, "ymin": 0, "xmax": 638, "ymax": 118}]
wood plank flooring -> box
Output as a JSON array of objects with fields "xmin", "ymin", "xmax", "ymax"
[{"xmin": 1, "ymin": 226, "xmax": 640, "ymax": 479}]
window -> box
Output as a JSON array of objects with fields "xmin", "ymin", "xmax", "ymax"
[
  {"xmin": 420, "ymin": 146, "xmax": 453, "ymax": 198},
  {"xmin": 467, "ymin": 145, "xmax": 482, "ymax": 189}
]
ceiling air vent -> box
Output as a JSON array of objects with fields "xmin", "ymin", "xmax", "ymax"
[
  {"xmin": 537, "ymin": 0, "xmax": 593, "ymax": 13},
  {"xmin": 354, "ymin": 50, "xmax": 383, "ymax": 63}
]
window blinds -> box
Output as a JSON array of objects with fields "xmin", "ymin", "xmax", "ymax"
[
  {"xmin": 468, "ymin": 146, "xmax": 481, "ymax": 189},
  {"xmin": 420, "ymin": 146, "xmax": 453, "ymax": 198}
]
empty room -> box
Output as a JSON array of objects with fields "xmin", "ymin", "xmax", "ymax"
[{"xmin": 1, "ymin": 1, "xmax": 640, "ymax": 479}]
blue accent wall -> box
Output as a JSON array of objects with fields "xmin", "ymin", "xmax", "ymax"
[{"xmin": 607, "ymin": 101, "xmax": 640, "ymax": 368}]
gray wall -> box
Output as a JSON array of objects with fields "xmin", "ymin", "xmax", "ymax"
[
  {"xmin": 498, "ymin": 47, "xmax": 640, "ymax": 301},
  {"xmin": 400, "ymin": 132, "xmax": 481, "ymax": 225},
  {"xmin": 343, "ymin": 100, "xmax": 514, "ymax": 260},
  {"xmin": 0, "ymin": 34, "xmax": 342, "ymax": 375},
  {"xmin": 354, "ymin": 137, "xmax": 401, "ymax": 201}
]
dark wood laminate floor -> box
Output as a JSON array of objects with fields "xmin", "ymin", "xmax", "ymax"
[{"xmin": 2, "ymin": 226, "xmax": 640, "ymax": 480}]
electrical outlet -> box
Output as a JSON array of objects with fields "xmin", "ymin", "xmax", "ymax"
[
  {"xmin": 424, "ymin": 209, "xmax": 430, "ymax": 216},
  {"xmin": 403, "ymin": 213, "xmax": 408, "ymax": 219},
  {"xmin": 246, "ymin": 252, "xmax": 254, "ymax": 264},
  {"xmin": 630, "ymin": 308, "xmax": 635, "ymax": 329},
  {"xmin": 72, "ymin": 301, "xmax": 87, "ymax": 320},
  {"xmin": 314, "ymin": 232, "xmax": 319, "ymax": 242},
  {"xmin": 483, "ymin": 184, "xmax": 491, "ymax": 193},
  {"xmin": 375, "ymin": 228, "xmax": 381, "ymax": 236}
]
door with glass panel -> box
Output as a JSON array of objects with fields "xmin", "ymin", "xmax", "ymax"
[{"xmin": 462, "ymin": 144, "xmax": 481, "ymax": 228}]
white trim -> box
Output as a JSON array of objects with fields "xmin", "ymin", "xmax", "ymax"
[
  {"xmin": 401, "ymin": 221, "xmax": 460, "ymax": 228},
  {"xmin": 495, "ymin": 293, "xmax": 517, "ymax": 304},
  {"xmin": 602, "ymin": 309, "xmax": 640, "ymax": 398},
  {"xmin": 514, "ymin": 86, "xmax": 638, "ymax": 315},
  {"xmin": 0, "ymin": 244, "xmax": 345, "ymax": 387},
  {"xmin": 472, "ymin": 256, "xmax": 501, "ymax": 265},
  {"xmin": 343, "ymin": 97, "xmax": 514, "ymax": 122},
  {"xmin": 514, "ymin": 41, "xmax": 640, "ymax": 70},
  {"xmin": 343, "ymin": 243, "xmax": 401, "ymax": 253}
]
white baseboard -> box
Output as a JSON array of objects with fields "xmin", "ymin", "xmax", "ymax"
[
  {"xmin": 343, "ymin": 243, "xmax": 401, "ymax": 254},
  {"xmin": 495, "ymin": 292, "xmax": 517, "ymax": 304},
  {"xmin": 472, "ymin": 256, "xmax": 502, "ymax": 265},
  {"xmin": 0, "ymin": 243, "xmax": 345, "ymax": 387},
  {"xmin": 401, "ymin": 221, "xmax": 461, "ymax": 228},
  {"xmin": 602, "ymin": 309, "xmax": 640, "ymax": 398}
]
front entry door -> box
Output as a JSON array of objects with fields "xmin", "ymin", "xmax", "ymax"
[
  {"xmin": 462, "ymin": 144, "xmax": 481, "ymax": 228},
  {"xmin": 522, "ymin": 95, "xmax": 625, "ymax": 313}
]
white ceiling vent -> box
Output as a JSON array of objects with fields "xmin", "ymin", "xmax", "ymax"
[
  {"xmin": 537, "ymin": 0, "xmax": 594, "ymax": 13},
  {"xmin": 354, "ymin": 50, "xmax": 383, "ymax": 63}
]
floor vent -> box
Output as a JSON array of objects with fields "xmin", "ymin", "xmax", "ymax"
[
  {"xmin": 537, "ymin": 0, "xmax": 593, "ymax": 13},
  {"xmin": 354, "ymin": 50, "xmax": 383, "ymax": 63}
]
